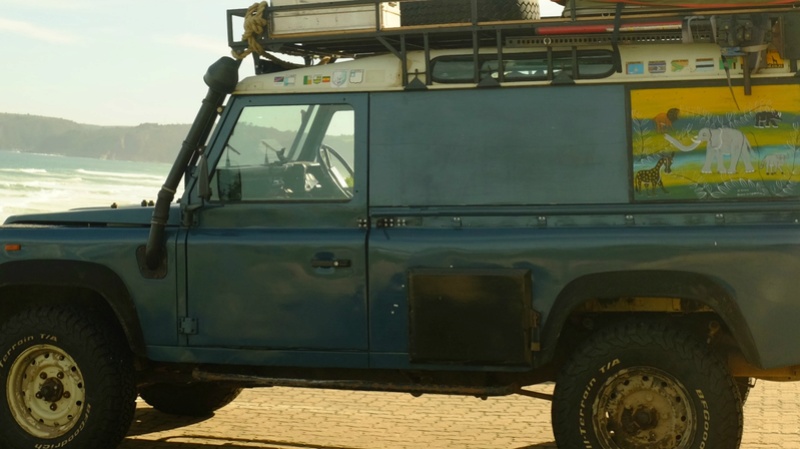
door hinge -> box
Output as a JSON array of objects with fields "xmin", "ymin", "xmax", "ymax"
[
  {"xmin": 529, "ymin": 309, "xmax": 540, "ymax": 329},
  {"xmin": 179, "ymin": 317, "xmax": 198, "ymax": 335},
  {"xmin": 376, "ymin": 217, "xmax": 407, "ymax": 228}
]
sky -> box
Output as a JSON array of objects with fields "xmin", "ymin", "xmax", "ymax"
[{"xmin": 1, "ymin": 1, "xmax": 564, "ymax": 127}]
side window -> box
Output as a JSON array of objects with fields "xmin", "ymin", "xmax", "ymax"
[
  {"xmin": 431, "ymin": 50, "xmax": 615, "ymax": 83},
  {"xmin": 211, "ymin": 104, "xmax": 355, "ymax": 202}
]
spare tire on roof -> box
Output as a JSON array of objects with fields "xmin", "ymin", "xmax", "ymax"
[{"xmin": 556, "ymin": 0, "xmax": 674, "ymax": 15}]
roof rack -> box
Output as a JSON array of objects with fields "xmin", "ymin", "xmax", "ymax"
[{"xmin": 226, "ymin": 1, "xmax": 798, "ymax": 83}]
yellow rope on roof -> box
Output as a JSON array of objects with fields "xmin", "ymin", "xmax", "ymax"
[{"xmin": 234, "ymin": 1, "xmax": 301, "ymax": 69}]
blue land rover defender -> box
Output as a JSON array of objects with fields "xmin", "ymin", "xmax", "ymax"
[{"xmin": 2, "ymin": 1, "xmax": 800, "ymax": 448}]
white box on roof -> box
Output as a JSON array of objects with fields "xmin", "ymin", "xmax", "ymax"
[{"xmin": 271, "ymin": 0, "xmax": 401, "ymax": 36}]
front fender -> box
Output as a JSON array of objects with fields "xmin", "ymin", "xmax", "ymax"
[{"xmin": 0, "ymin": 260, "xmax": 146, "ymax": 357}]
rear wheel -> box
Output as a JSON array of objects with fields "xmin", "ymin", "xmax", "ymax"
[
  {"xmin": 552, "ymin": 320, "xmax": 743, "ymax": 449},
  {"xmin": 0, "ymin": 306, "xmax": 136, "ymax": 449},
  {"xmin": 139, "ymin": 382, "xmax": 242, "ymax": 417}
]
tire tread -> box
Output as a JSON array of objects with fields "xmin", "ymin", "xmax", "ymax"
[
  {"xmin": 552, "ymin": 320, "xmax": 743, "ymax": 449},
  {"xmin": 0, "ymin": 306, "xmax": 136, "ymax": 449}
]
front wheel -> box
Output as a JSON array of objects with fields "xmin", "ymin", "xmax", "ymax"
[
  {"xmin": 0, "ymin": 306, "xmax": 136, "ymax": 449},
  {"xmin": 552, "ymin": 321, "xmax": 743, "ymax": 449}
]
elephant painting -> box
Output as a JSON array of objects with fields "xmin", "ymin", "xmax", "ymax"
[{"xmin": 664, "ymin": 128, "xmax": 754, "ymax": 174}]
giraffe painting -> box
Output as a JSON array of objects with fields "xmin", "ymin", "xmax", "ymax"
[{"xmin": 634, "ymin": 153, "xmax": 674, "ymax": 194}]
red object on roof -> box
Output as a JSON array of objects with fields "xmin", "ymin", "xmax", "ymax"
[{"xmin": 550, "ymin": 0, "xmax": 795, "ymax": 6}]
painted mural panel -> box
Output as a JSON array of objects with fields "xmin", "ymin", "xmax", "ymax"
[{"xmin": 631, "ymin": 84, "xmax": 800, "ymax": 201}]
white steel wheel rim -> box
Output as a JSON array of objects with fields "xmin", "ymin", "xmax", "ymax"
[
  {"xmin": 593, "ymin": 367, "xmax": 694, "ymax": 449},
  {"xmin": 6, "ymin": 344, "xmax": 87, "ymax": 438}
]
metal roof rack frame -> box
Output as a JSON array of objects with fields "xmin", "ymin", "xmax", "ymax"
[{"xmin": 226, "ymin": 0, "xmax": 799, "ymax": 86}]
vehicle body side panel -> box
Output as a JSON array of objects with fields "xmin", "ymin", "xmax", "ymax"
[
  {"xmin": 368, "ymin": 85, "xmax": 629, "ymax": 207},
  {"xmin": 368, "ymin": 224, "xmax": 800, "ymax": 370},
  {"xmin": 0, "ymin": 227, "xmax": 180, "ymax": 348}
]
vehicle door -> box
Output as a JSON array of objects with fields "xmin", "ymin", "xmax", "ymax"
[{"xmin": 183, "ymin": 94, "xmax": 368, "ymax": 367}]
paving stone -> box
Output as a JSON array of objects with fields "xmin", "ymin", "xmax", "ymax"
[{"xmin": 121, "ymin": 381, "xmax": 800, "ymax": 449}]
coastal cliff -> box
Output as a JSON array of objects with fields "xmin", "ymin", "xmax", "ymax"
[{"xmin": 0, "ymin": 113, "xmax": 189, "ymax": 163}]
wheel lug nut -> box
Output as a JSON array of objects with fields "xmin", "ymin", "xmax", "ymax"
[
  {"xmin": 35, "ymin": 392, "xmax": 43, "ymax": 399},
  {"xmin": 39, "ymin": 373, "xmax": 48, "ymax": 380},
  {"xmin": 63, "ymin": 392, "xmax": 71, "ymax": 399},
  {"xmin": 57, "ymin": 372, "xmax": 64, "ymax": 379},
  {"xmin": 50, "ymin": 403, "xmax": 58, "ymax": 411}
]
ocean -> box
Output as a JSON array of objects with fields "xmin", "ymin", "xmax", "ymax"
[{"xmin": 0, "ymin": 150, "xmax": 176, "ymax": 223}]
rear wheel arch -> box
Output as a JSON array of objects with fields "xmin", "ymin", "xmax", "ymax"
[
  {"xmin": 541, "ymin": 270, "xmax": 760, "ymax": 368},
  {"xmin": 0, "ymin": 260, "xmax": 146, "ymax": 357}
]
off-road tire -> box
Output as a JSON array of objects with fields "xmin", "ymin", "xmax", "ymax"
[
  {"xmin": 139, "ymin": 382, "xmax": 243, "ymax": 417},
  {"xmin": 552, "ymin": 320, "xmax": 743, "ymax": 449},
  {"xmin": 0, "ymin": 306, "xmax": 136, "ymax": 449}
]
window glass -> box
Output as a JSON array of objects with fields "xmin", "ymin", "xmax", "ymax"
[
  {"xmin": 431, "ymin": 50, "xmax": 615, "ymax": 83},
  {"xmin": 211, "ymin": 104, "xmax": 355, "ymax": 202}
]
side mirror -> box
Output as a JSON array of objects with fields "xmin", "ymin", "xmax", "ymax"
[{"xmin": 198, "ymin": 153, "xmax": 211, "ymax": 200}]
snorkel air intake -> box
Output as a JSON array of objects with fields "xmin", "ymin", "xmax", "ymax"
[{"xmin": 144, "ymin": 57, "xmax": 240, "ymax": 270}]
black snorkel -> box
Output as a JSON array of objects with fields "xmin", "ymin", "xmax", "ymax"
[{"xmin": 144, "ymin": 57, "xmax": 240, "ymax": 270}]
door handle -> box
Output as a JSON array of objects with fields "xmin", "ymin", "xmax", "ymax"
[{"xmin": 311, "ymin": 258, "xmax": 352, "ymax": 268}]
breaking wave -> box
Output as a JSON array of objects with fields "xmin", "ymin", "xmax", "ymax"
[{"xmin": 0, "ymin": 150, "xmax": 174, "ymax": 223}]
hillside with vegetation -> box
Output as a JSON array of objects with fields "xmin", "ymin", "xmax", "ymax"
[{"xmin": 0, "ymin": 113, "xmax": 190, "ymax": 163}]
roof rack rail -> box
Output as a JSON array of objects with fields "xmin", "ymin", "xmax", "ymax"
[{"xmin": 226, "ymin": 0, "xmax": 798, "ymax": 83}]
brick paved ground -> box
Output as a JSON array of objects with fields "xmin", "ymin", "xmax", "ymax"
[{"xmin": 121, "ymin": 380, "xmax": 800, "ymax": 449}]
